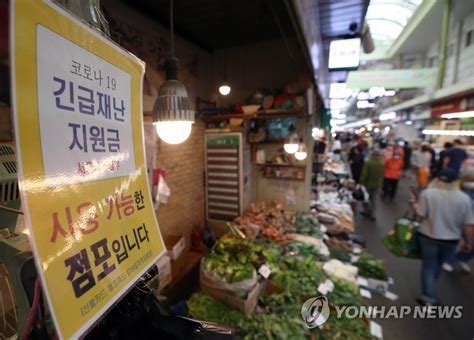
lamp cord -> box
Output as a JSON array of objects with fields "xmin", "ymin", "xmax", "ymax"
[{"xmin": 170, "ymin": 0, "xmax": 174, "ymax": 56}]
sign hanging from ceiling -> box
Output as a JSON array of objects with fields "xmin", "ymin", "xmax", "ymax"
[
  {"xmin": 10, "ymin": 1, "xmax": 165, "ymax": 338},
  {"xmin": 328, "ymin": 38, "xmax": 361, "ymax": 70},
  {"xmin": 346, "ymin": 68, "xmax": 437, "ymax": 89}
]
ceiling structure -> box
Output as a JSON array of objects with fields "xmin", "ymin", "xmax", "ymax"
[
  {"xmin": 365, "ymin": 0, "xmax": 422, "ymax": 55},
  {"xmin": 123, "ymin": 0, "xmax": 297, "ymax": 51}
]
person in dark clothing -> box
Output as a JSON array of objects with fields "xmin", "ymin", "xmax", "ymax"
[
  {"xmin": 403, "ymin": 141, "xmax": 412, "ymax": 171},
  {"xmin": 348, "ymin": 145, "xmax": 365, "ymax": 183},
  {"xmin": 427, "ymin": 143, "xmax": 437, "ymax": 178},
  {"xmin": 444, "ymin": 139, "xmax": 468, "ymax": 177},
  {"xmin": 436, "ymin": 142, "xmax": 453, "ymax": 177}
]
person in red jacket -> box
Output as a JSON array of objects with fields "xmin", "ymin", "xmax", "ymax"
[{"xmin": 382, "ymin": 143, "xmax": 405, "ymax": 201}]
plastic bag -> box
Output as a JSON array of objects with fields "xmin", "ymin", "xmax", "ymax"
[
  {"xmin": 383, "ymin": 218, "xmax": 421, "ymax": 259},
  {"xmin": 200, "ymin": 259, "xmax": 258, "ymax": 295},
  {"xmin": 155, "ymin": 174, "xmax": 170, "ymax": 206}
]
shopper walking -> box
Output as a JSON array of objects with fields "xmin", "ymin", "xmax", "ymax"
[
  {"xmin": 435, "ymin": 142, "xmax": 453, "ymax": 177},
  {"xmin": 444, "ymin": 139, "xmax": 468, "ymax": 177},
  {"xmin": 403, "ymin": 140, "xmax": 412, "ymax": 173},
  {"xmin": 348, "ymin": 145, "xmax": 365, "ymax": 183},
  {"xmin": 443, "ymin": 169, "xmax": 474, "ymax": 273},
  {"xmin": 410, "ymin": 168, "xmax": 474, "ymax": 306},
  {"xmin": 417, "ymin": 144, "xmax": 432, "ymax": 189},
  {"xmin": 359, "ymin": 150, "xmax": 384, "ymax": 220},
  {"xmin": 382, "ymin": 143, "xmax": 404, "ymax": 201}
]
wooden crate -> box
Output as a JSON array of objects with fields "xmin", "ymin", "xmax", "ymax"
[{"xmin": 200, "ymin": 278, "xmax": 263, "ymax": 315}]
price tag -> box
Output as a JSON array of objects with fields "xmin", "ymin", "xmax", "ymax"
[
  {"xmin": 360, "ymin": 288, "xmax": 372, "ymax": 299},
  {"xmin": 369, "ymin": 321, "xmax": 383, "ymax": 339},
  {"xmin": 350, "ymin": 254, "xmax": 360, "ymax": 263},
  {"xmin": 324, "ymin": 279, "xmax": 334, "ymax": 292},
  {"xmin": 384, "ymin": 291, "xmax": 399, "ymax": 301},
  {"xmin": 357, "ymin": 277, "xmax": 369, "ymax": 287},
  {"xmin": 318, "ymin": 283, "xmax": 329, "ymax": 295},
  {"xmin": 258, "ymin": 264, "xmax": 271, "ymax": 279}
]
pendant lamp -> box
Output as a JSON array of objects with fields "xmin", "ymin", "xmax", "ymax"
[
  {"xmin": 152, "ymin": 0, "xmax": 194, "ymax": 144},
  {"xmin": 294, "ymin": 138, "xmax": 307, "ymax": 160},
  {"xmin": 218, "ymin": 51, "xmax": 231, "ymax": 96},
  {"xmin": 283, "ymin": 125, "xmax": 299, "ymax": 154}
]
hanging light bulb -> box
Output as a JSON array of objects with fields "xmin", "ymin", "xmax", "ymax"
[
  {"xmin": 284, "ymin": 125, "xmax": 299, "ymax": 154},
  {"xmin": 152, "ymin": 0, "xmax": 194, "ymax": 144},
  {"xmin": 218, "ymin": 50, "xmax": 231, "ymax": 96},
  {"xmin": 218, "ymin": 82, "xmax": 231, "ymax": 96},
  {"xmin": 295, "ymin": 139, "xmax": 307, "ymax": 160}
]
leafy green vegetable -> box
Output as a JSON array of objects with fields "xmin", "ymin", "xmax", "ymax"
[
  {"xmin": 286, "ymin": 241, "xmax": 320, "ymax": 259},
  {"xmin": 327, "ymin": 277, "xmax": 363, "ymax": 307},
  {"xmin": 355, "ymin": 252, "xmax": 388, "ymax": 281},
  {"xmin": 317, "ymin": 314, "xmax": 371, "ymax": 340},
  {"xmin": 329, "ymin": 246, "xmax": 351, "ymax": 262},
  {"xmin": 295, "ymin": 212, "xmax": 324, "ymax": 239},
  {"xmin": 271, "ymin": 256, "xmax": 326, "ymax": 296},
  {"xmin": 204, "ymin": 238, "xmax": 281, "ymax": 283},
  {"xmin": 187, "ymin": 292, "xmax": 307, "ymax": 339}
]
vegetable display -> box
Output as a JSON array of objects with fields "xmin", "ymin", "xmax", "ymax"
[
  {"xmin": 318, "ymin": 315, "xmax": 371, "ymax": 340},
  {"xmin": 355, "ymin": 252, "xmax": 388, "ymax": 281},
  {"xmin": 187, "ymin": 201, "xmax": 387, "ymax": 340},
  {"xmin": 203, "ymin": 237, "xmax": 280, "ymax": 284},
  {"xmin": 286, "ymin": 241, "xmax": 320, "ymax": 259},
  {"xmin": 327, "ymin": 277, "xmax": 363, "ymax": 307},
  {"xmin": 329, "ymin": 246, "xmax": 351, "ymax": 262},
  {"xmin": 295, "ymin": 212, "xmax": 324, "ymax": 239},
  {"xmin": 271, "ymin": 256, "xmax": 326, "ymax": 296}
]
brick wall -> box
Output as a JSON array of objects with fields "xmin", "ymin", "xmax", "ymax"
[{"xmin": 154, "ymin": 120, "xmax": 206, "ymax": 246}]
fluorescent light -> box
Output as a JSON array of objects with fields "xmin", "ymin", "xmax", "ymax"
[
  {"xmin": 379, "ymin": 112, "xmax": 396, "ymax": 121},
  {"xmin": 441, "ymin": 111, "xmax": 474, "ymax": 119},
  {"xmin": 330, "ymin": 99, "xmax": 348, "ymax": 110},
  {"xmin": 329, "ymin": 83, "xmax": 353, "ymax": 99},
  {"xmin": 384, "ymin": 126, "xmax": 391, "ymax": 132},
  {"xmin": 358, "ymin": 92, "xmax": 370, "ymax": 100},
  {"xmin": 374, "ymin": 127, "xmax": 380, "ymax": 133},
  {"xmin": 369, "ymin": 87, "xmax": 385, "ymax": 98},
  {"xmin": 341, "ymin": 119, "xmax": 372, "ymax": 128},
  {"xmin": 332, "ymin": 113, "xmax": 347, "ymax": 119},
  {"xmin": 330, "ymin": 119, "xmax": 346, "ymax": 127},
  {"xmin": 422, "ymin": 129, "xmax": 474, "ymax": 136},
  {"xmin": 330, "ymin": 109, "xmax": 341, "ymax": 115},
  {"xmin": 406, "ymin": 120, "xmax": 413, "ymax": 125},
  {"xmin": 384, "ymin": 90, "xmax": 396, "ymax": 96},
  {"xmin": 357, "ymin": 100, "xmax": 375, "ymax": 109}
]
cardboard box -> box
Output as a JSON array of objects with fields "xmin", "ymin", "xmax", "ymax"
[
  {"xmin": 164, "ymin": 235, "xmax": 185, "ymax": 260},
  {"xmin": 200, "ymin": 278, "xmax": 263, "ymax": 315},
  {"xmin": 156, "ymin": 255, "xmax": 172, "ymax": 292}
]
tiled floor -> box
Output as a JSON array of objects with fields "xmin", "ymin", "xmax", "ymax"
[{"xmin": 354, "ymin": 176, "xmax": 474, "ymax": 340}]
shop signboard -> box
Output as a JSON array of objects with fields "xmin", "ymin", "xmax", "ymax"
[
  {"xmin": 328, "ymin": 38, "xmax": 361, "ymax": 70},
  {"xmin": 10, "ymin": 1, "xmax": 165, "ymax": 338},
  {"xmin": 346, "ymin": 68, "xmax": 437, "ymax": 89},
  {"xmin": 431, "ymin": 96, "xmax": 474, "ymax": 118}
]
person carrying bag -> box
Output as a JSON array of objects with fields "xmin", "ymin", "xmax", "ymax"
[{"xmin": 383, "ymin": 207, "xmax": 421, "ymax": 259}]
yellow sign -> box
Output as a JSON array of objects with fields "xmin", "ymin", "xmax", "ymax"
[{"xmin": 10, "ymin": 1, "xmax": 165, "ymax": 338}]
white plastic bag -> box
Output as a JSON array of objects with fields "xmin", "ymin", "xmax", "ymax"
[{"xmin": 155, "ymin": 174, "xmax": 170, "ymax": 207}]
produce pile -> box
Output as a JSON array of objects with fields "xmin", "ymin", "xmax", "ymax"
[
  {"xmin": 354, "ymin": 252, "xmax": 388, "ymax": 281},
  {"xmin": 234, "ymin": 202, "xmax": 296, "ymax": 243},
  {"xmin": 203, "ymin": 237, "xmax": 280, "ymax": 285},
  {"xmin": 188, "ymin": 201, "xmax": 390, "ymax": 339}
]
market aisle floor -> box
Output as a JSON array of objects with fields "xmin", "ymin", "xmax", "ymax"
[{"xmin": 354, "ymin": 175, "xmax": 474, "ymax": 340}]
